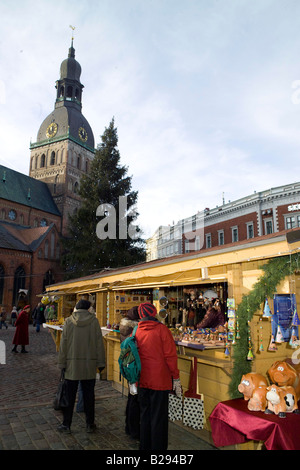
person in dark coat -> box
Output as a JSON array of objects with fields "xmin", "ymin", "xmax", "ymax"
[
  {"xmin": 196, "ymin": 300, "xmax": 225, "ymax": 329},
  {"xmin": 119, "ymin": 306, "xmax": 140, "ymax": 439},
  {"xmin": 12, "ymin": 305, "xmax": 30, "ymax": 353},
  {"xmin": 32, "ymin": 302, "xmax": 46, "ymax": 332}
]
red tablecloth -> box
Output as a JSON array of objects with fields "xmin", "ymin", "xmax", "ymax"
[{"xmin": 209, "ymin": 398, "xmax": 300, "ymax": 450}]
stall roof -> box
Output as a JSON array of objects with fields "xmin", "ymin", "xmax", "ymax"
[{"xmin": 45, "ymin": 229, "xmax": 300, "ymax": 295}]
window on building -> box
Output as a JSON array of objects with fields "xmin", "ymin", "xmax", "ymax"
[
  {"xmin": 74, "ymin": 182, "xmax": 79, "ymax": 194},
  {"xmin": 41, "ymin": 154, "xmax": 46, "ymax": 168},
  {"xmin": 265, "ymin": 219, "xmax": 273, "ymax": 234},
  {"xmin": 232, "ymin": 226, "xmax": 238, "ymax": 243},
  {"xmin": 218, "ymin": 230, "xmax": 224, "ymax": 246},
  {"xmin": 50, "ymin": 151, "xmax": 55, "ymax": 165},
  {"xmin": 0, "ymin": 209, "xmax": 5, "ymax": 220},
  {"xmin": 13, "ymin": 266, "xmax": 26, "ymax": 306},
  {"xmin": 195, "ymin": 236, "xmax": 200, "ymax": 251},
  {"xmin": 67, "ymin": 86, "xmax": 73, "ymax": 98},
  {"xmin": 50, "ymin": 233, "xmax": 55, "ymax": 259},
  {"xmin": 247, "ymin": 222, "xmax": 254, "ymax": 239},
  {"xmin": 44, "ymin": 240, "xmax": 49, "ymax": 259},
  {"xmin": 206, "ymin": 234, "xmax": 212, "ymax": 248},
  {"xmin": 286, "ymin": 216, "xmax": 296, "ymax": 229},
  {"xmin": 185, "ymin": 239, "xmax": 189, "ymax": 253}
]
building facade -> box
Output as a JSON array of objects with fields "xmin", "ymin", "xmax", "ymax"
[
  {"xmin": 147, "ymin": 182, "xmax": 300, "ymax": 260},
  {"xmin": 0, "ymin": 40, "xmax": 95, "ymax": 313},
  {"xmin": 29, "ymin": 40, "xmax": 95, "ymax": 236}
]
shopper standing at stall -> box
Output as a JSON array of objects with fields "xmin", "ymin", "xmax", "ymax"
[
  {"xmin": 32, "ymin": 302, "xmax": 46, "ymax": 333},
  {"xmin": 135, "ymin": 302, "xmax": 182, "ymax": 450},
  {"xmin": 119, "ymin": 305, "xmax": 140, "ymax": 439},
  {"xmin": 57, "ymin": 299, "xmax": 105, "ymax": 433},
  {"xmin": 12, "ymin": 305, "xmax": 30, "ymax": 353}
]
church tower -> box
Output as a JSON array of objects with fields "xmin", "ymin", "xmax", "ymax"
[{"xmin": 29, "ymin": 38, "xmax": 95, "ymax": 236}]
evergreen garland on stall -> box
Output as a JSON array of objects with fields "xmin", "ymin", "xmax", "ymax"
[{"xmin": 229, "ymin": 253, "xmax": 299, "ymax": 399}]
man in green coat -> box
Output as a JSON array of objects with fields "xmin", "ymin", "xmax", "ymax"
[{"xmin": 57, "ymin": 299, "xmax": 105, "ymax": 433}]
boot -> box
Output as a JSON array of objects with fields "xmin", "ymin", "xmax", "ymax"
[
  {"xmin": 12, "ymin": 345, "xmax": 18, "ymax": 353},
  {"xmin": 21, "ymin": 346, "xmax": 28, "ymax": 353}
]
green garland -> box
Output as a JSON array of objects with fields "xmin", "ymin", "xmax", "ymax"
[{"xmin": 229, "ymin": 253, "xmax": 299, "ymax": 398}]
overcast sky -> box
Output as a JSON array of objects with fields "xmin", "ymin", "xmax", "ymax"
[{"xmin": 1, "ymin": 0, "xmax": 300, "ymax": 238}]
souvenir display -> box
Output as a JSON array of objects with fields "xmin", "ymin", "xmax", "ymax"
[
  {"xmin": 238, "ymin": 359, "xmax": 300, "ymax": 416},
  {"xmin": 265, "ymin": 385, "xmax": 299, "ymax": 417},
  {"xmin": 267, "ymin": 360, "xmax": 300, "ymax": 400},
  {"xmin": 238, "ymin": 373, "xmax": 268, "ymax": 404}
]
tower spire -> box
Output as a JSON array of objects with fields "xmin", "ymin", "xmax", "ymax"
[
  {"xmin": 69, "ymin": 25, "xmax": 76, "ymax": 58},
  {"xmin": 69, "ymin": 25, "xmax": 75, "ymax": 44}
]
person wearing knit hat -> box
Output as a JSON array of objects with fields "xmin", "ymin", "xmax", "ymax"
[
  {"xmin": 138, "ymin": 302, "xmax": 157, "ymax": 319},
  {"xmin": 135, "ymin": 302, "xmax": 182, "ymax": 450}
]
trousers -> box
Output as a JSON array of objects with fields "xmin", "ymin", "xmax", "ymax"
[
  {"xmin": 62, "ymin": 379, "xmax": 96, "ymax": 427},
  {"xmin": 138, "ymin": 388, "xmax": 169, "ymax": 450}
]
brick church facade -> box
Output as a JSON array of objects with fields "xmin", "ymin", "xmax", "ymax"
[{"xmin": 0, "ymin": 40, "xmax": 95, "ymax": 313}]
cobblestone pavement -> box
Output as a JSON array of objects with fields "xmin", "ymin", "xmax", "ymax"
[{"xmin": 0, "ymin": 324, "xmax": 216, "ymax": 453}]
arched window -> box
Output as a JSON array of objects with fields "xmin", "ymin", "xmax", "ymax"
[
  {"xmin": 59, "ymin": 86, "xmax": 64, "ymax": 97},
  {"xmin": 50, "ymin": 151, "xmax": 55, "ymax": 165},
  {"xmin": 77, "ymin": 155, "xmax": 81, "ymax": 169},
  {"xmin": 50, "ymin": 233, "xmax": 55, "ymax": 259},
  {"xmin": 0, "ymin": 265, "xmax": 4, "ymax": 305},
  {"xmin": 13, "ymin": 266, "xmax": 26, "ymax": 306},
  {"xmin": 44, "ymin": 240, "xmax": 49, "ymax": 259},
  {"xmin": 67, "ymin": 86, "xmax": 73, "ymax": 98},
  {"xmin": 74, "ymin": 181, "xmax": 79, "ymax": 194},
  {"xmin": 56, "ymin": 243, "xmax": 60, "ymax": 260},
  {"xmin": 43, "ymin": 270, "xmax": 54, "ymax": 292},
  {"xmin": 41, "ymin": 154, "xmax": 46, "ymax": 168}
]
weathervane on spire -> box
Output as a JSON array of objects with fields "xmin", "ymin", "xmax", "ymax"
[{"xmin": 69, "ymin": 25, "xmax": 75, "ymax": 43}]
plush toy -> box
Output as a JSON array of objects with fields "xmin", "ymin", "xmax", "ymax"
[
  {"xmin": 248, "ymin": 386, "xmax": 268, "ymax": 412},
  {"xmin": 265, "ymin": 384, "xmax": 299, "ymax": 418},
  {"xmin": 238, "ymin": 373, "xmax": 268, "ymax": 402},
  {"xmin": 267, "ymin": 360, "xmax": 300, "ymax": 400}
]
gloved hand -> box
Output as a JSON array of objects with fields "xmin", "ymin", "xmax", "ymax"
[{"xmin": 172, "ymin": 378, "xmax": 182, "ymax": 398}]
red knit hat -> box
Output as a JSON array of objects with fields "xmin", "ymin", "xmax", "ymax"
[{"xmin": 138, "ymin": 302, "xmax": 157, "ymax": 319}]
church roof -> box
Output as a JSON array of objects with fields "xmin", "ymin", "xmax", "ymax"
[
  {"xmin": 0, "ymin": 165, "xmax": 61, "ymax": 216},
  {"xmin": 0, "ymin": 221, "xmax": 57, "ymax": 252}
]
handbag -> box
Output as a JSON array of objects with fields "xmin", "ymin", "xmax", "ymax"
[
  {"xmin": 168, "ymin": 392, "xmax": 183, "ymax": 422},
  {"xmin": 53, "ymin": 369, "xmax": 69, "ymax": 410},
  {"xmin": 182, "ymin": 357, "xmax": 205, "ymax": 430}
]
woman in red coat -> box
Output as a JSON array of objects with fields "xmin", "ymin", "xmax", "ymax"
[
  {"xmin": 12, "ymin": 305, "xmax": 30, "ymax": 353},
  {"xmin": 135, "ymin": 302, "xmax": 182, "ymax": 450}
]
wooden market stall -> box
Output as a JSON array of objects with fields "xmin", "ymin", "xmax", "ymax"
[{"xmin": 45, "ymin": 229, "xmax": 300, "ymax": 448}]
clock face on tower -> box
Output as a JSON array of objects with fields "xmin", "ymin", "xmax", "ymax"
[
  {"xmin": 78, "ymin": 126, "xmax": 88, "ymax": 142},
  {"xmin": 46, "ymin": 122, "xmax": 58, "ymax": 138}
]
